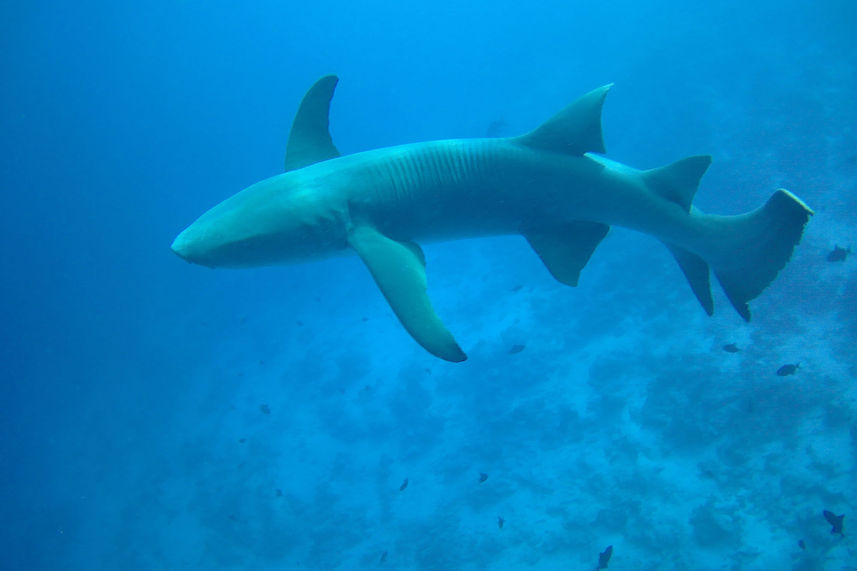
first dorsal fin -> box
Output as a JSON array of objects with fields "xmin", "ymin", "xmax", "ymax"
[
  {"xmin": 642, "ymin": 155, "xmax": 711, "ymax": 211},
  {"xmin": 517, "ymin": 84, "xmax": 612, "ymax": 155},
  {"xmin": 285, "ymin": 75, "xmax": 341, "ymax": 171}
]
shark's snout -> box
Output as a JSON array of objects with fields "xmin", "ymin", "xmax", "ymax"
[
  {"xmin": 171, "ymin": 226, "xmax": 221, "ymax": 268},
  {"xmin": 170, "ymin": 231, "xmax": 197, "ymax": 265},
  {"xmin": 171, "ymin": 244, "xmax": 190, "ymax": 263}
]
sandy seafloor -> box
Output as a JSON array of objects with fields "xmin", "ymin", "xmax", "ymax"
[
  {"xmin": 2, "ymin": 2, "xmax": 857, "ymax": 570},
  {"xmin": 64, "ymin": 236, "xmax": 856, "ymax": 571},
  {"xmin": 41, "ymin": 202, "xmax": 857, "ymax": 569}
]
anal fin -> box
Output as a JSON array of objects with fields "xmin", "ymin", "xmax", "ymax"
[
  {"xmin": 665, "ymin": 243, "xmax": 714, "ymax": 315},
  {"xmin": 524, "ymin": 221, "xmax": 610, "ymax": 286},
  {"xmin": 348, "ymin": 225, "xmax": 466, "ymax": 362}
]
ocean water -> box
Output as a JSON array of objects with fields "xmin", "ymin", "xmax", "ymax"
[{"xmin": 1, "ymin": 1, "xmax": 855, "ymax": 569}]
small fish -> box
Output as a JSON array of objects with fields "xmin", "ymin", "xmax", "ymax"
[
  {"xmin": 509, "ymin": 344, "xmax": 526, "ymax": 354},
  {"xmin": 260, "ymin": 404, "xmax": 271, "ymax": 414},
  {"xmin": 239, "ymin": 438, "xmax": 247, "ymax": 443},
  {"xmin": 479, "ymin": 472, "xmax": 488, "ymax": 483},
  {"xmin": 798, "ymin": 539, "xmax": 806, "ymax": 550},
  {"xmin": 827, "ymin": 245, "xmax": 851, "ymax": 262},
  {"xmin": 722, "ymin": 343, "xmax": 739, "ymax": 353},
  {"xmin": 776, "ymin": 363, "xmax": 800, "ymax": 376},
  {"xmin": 275, "ymin": 488, "xmax": 283, "ymax": 497},
  {"xmin": 399, "ymin": 478, "xmax": 408, "ymax": 492},
  {"xmin": 497, "ymin": 516, "xmax": 504, "ymax": 529},
  {"xmin": 597, "ymin": 545, "xmax": 613, "ymax": 569},
  {"xmin": 379, "ymin": 551, "xmax": 387, "ymax": 563},
  {"xmin": 823, "ymin": 510, "xmax": 845, "ymax": 536}
]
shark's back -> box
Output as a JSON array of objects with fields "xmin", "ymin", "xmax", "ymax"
[{"xmin": 334, "ymin": 138, "xmax": 555, "ymax": 241}]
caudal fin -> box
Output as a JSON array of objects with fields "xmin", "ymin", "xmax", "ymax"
[{"xmin": 711, "ymin": 189, "xmax": 813, "ymax": 320}]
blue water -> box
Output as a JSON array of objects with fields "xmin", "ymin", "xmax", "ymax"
[{"xmin": 2, "ymin": 1, "xmax": 855, "ymax": 569}]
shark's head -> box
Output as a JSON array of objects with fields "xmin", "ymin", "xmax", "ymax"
[{"xmin": 171, "ymin": 172, "xmax": 346, "ymax": 268}]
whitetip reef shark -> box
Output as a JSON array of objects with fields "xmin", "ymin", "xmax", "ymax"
[{"xmin": 172, "ymin": 75, "xmax": 812, "ymax": 362}]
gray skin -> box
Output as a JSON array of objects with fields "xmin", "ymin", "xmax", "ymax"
[
  {"xmin": 172, "ymin": 76, "xmax": 812, "ymax": 362},
  {"xmin": 173, "ymin": 141, "xmax": 699, "ymax": 264}
]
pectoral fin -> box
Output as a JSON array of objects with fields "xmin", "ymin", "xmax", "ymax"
[
  {"xmin": 524, "ymin": 221, "xmax": 610, "ymax": 286},
  {"xmin": 348, "ymin": 225, "xmax": 466, "ymax": 362}
]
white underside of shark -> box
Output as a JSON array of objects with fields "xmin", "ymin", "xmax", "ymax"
[{"xmin": 172, "ymin": 75, "xmax": 812, "ymax": 362}]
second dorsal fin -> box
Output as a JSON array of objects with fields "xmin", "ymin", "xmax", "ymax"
[
  {"xmin": 517, "ymin": 84, "xmax": 612, "ymax": 156},
  {"xmin": 642, "ymin": 155, "xmax": 711, "ymax": 211},
  {"xmin": 284, "ymin": 75, "xmax": 341, "ymax": 171}
]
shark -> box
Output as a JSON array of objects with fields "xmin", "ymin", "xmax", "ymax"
[{"xmin": 171, "ymin": 75, "xmax": 812, "ymax": 362}]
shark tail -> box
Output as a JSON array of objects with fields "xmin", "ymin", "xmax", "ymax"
[
  {"xmin": 639, "ymin": 155, "xmax": 811, "ymax": 320},
  {"xmin": 704, "ymin": 189, "xmax": 813, "ymax": 320},
  {"xmin": 516, "ymin": 84, "xmax": 812, "ymax": 321}
]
